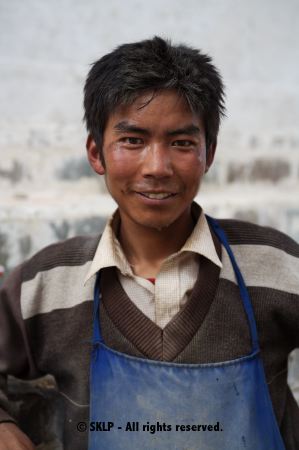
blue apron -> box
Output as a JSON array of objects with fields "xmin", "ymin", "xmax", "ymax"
[{"xmin": 88, "ymin": 217, "xmax": 285, "ymax": 449}]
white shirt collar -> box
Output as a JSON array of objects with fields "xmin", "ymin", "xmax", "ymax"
[{"xmin": 84, "ymin": 203, "xmax": 222, "ymax": 284}]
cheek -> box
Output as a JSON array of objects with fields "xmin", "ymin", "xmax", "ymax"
[
  {"xmin": 104, "ymin": 148, "xmax": 141, "ymax": 195},
  {"xmin": 192, "ymin": 150, "xmax": 207, "ymax": 177},
  {"xmin": 174, "ymin": 156, "xmax": 206, "ymax": 197},
  {"xmin": 105, "ymin": 146, "xmax": 137, "ymax": 176},
  {"xmin": 174, "ymin": 153, "xmax": 206, "ymax": 179},
  {"xmin": 195, "ymin": 147, "xmax": 207, "ymax": 165}
]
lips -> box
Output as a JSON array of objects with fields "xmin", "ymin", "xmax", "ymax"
[{"xmin": 138, "ymin": 192, "xmax": 176, "ymax": 200}]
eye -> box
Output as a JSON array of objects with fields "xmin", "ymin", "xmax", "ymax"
[
  {"xmin": 121, "ymin": 137, "xmax": 144, "ymax": 145},
  {"xmin": 172, "ymin": 139, "xmax": 194, "ymax": 148}
]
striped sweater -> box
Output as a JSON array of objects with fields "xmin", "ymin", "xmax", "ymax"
[{"xmin": 0, "ymin": 219, "xmax": 299, "ymax": 449}]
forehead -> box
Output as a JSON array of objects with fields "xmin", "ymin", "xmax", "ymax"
[{"xmin": 106, "ymin": 90, "xmax": 204, "ymax": 131}]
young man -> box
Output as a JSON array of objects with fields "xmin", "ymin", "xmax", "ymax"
[{"xmin": 0, "ymin": 37, "xmax": 298, "ymax": 449}]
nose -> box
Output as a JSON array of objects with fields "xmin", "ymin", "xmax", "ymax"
[{"xmin": 141, "ymin": 144, "xmax": 174, "ymax": 178}]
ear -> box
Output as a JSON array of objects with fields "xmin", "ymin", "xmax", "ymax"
[
  {"xmin": 205, "ymin": 140, "xmax": 217, "ymax": 173},
  {"xmin": 86, "ymin": 135, "xmax": 105, "ymax": 175}
]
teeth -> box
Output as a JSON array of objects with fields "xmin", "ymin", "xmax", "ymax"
[{"xmin": 141, "ymin": 192, "xmax": 173, "ymax": 199}]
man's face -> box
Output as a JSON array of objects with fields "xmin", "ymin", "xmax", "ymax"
[{"xmin": 87, "ymin": 90, "xmax": 216, "ymax": 231}]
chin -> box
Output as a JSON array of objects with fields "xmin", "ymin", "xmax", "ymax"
[{"xmin": 137, "ymin": 217, "xmax": 177, "ymax": 231}]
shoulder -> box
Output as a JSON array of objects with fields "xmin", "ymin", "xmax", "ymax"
[
  {"xmin": 1, "ymin": 234, "xmax": 99, "ymax": 288},
  {"xmin": 216, "ymin": 219, "xmax": 299, "ymax": 293},
  {"xmin": 11, "ymin": 234, "xmax": 102, "ymax": 320},
  {"xmin": 21, "ymin": 234, "xmax": 101, "ymax": 283},
  {"xmin": 217, "ymin": 218, "xmax": 299, "ymax": 257}
]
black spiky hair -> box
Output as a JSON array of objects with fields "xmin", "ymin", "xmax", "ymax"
[{"xmin": 84, "ymin": 36, "xmax": 225, "ymax": 152}]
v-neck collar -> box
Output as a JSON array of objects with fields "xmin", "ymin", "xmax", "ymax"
[{"xmin": 100, "ymin": 229, "xmax": 221, "ymax": 361}]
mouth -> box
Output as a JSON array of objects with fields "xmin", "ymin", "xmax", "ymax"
[{"xmin": 136, "ymin": 192, "xmax": 177, "ymax": 200}]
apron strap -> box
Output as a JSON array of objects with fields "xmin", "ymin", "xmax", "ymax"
[
  {"xmin": 92, "ymin": 272, "xmax": 103, "ymax": 344},
  {"xmin": 206, "ymin": 215, "xmax": 259, "ymax": 352}
]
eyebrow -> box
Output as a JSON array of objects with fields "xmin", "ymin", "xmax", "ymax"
[
  {"xmin": 113, "ymin": 121, "xmax": 201, "ymax": 137},
  {"xmin": 114, "ymin": 121, "xmax": 150, "ymax": 135},
  {"xmin": 166, "ymin": 125, "xmax": 201, "ymax": 136}
]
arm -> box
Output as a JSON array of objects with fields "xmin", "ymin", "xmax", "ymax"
[
  {"xmin": 0, "ymin": 265, "xmax": 39, "ymax": 448},
  {"xmin": 0, "ymin": 422, "xmax": 35, "ymax": 450}
]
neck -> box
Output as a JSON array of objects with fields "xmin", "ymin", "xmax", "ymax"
[{"xmin": 118, "ymin": 209, "xmax": 195, "ymax": 278}]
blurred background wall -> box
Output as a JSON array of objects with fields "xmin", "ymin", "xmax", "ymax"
[
  {"xmin": 0, "ymin": 0, "xmax": 298, "ymax": 401},
  {"xmin": 1, "ymin": 0, "xmax": 299, "ymax": 271}
]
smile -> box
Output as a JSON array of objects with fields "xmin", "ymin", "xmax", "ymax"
[{"xmin": 137, "ymin": 192, "xmax": 176, "ymax": 200}]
